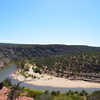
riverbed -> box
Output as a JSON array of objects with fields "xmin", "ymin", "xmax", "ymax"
[{"xmin": 0, "ymin": 63, "xmax": 100, "ymax": 93}]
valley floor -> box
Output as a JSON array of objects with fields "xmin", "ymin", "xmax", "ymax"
[{"xmin": 10, "ymin": 66, "xmax": 100, "ymax": 88}]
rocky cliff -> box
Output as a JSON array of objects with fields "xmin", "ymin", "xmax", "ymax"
[{"xmin": 0, "ymin": 43, "xmax": 100, "ymax": 69}]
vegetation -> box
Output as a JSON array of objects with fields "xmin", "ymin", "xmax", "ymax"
[
  {"xmin": 16, "ymin": 51, "xmax": 100, "ymax": 83},
  {"xmin": 26, "ymin": 52, "xmax": 100, "ymax": 82},
  {"xmin": 88, "ymin": 91, "xmax": 100, "ymax": 100},
  {"xmin": 1, "ymin": 44, "xmax": 100, "ymax": 99},
  {"xmin": 2, "ymin": 77, "xmax": 100, "ymax": 100},
  {"xmin": 0, "ymin": 43, "xmax": 100, "ymax": 69},
  {"xmin": 33, "ymin": 67, "xmax": 42, "ymax": 74}
]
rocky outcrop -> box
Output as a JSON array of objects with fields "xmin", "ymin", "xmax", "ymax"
[
  {"xmin": 16, "ymin": 96, "xmax": 34, "ymax": 100},
  {"xmin": 0, "ymin": 87, "xmax": 34, "ymax": 100},
  {"xmin": 0, "ymin": 87, "xmax": 10, "ymax": 100}
]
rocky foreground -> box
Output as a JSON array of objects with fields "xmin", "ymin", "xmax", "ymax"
[{"xmin": 0, "ymin": 87, "xmax": 34, "ymax": 100}]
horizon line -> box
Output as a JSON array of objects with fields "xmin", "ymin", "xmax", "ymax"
[{"xmin": 0, "ymin": 42, "xmax": 100, "ymax": 47}]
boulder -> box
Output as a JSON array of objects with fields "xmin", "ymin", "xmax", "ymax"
[{"xmin": 0, "ymin": 86, "xmax": 10, "ymax": 100}]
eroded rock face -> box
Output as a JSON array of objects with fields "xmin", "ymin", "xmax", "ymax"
[
  {"xmin": 0, "ymin": 86, "xmax": 10, "ymax": 100},
  {"xmin": 0, "ymin": 44, "xmax": 100, "ymax": 69},
  {"xmin": 0, "ymin": 87, "xmax": 34, "ymax": 100}
]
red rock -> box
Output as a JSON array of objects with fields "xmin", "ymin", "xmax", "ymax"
[
  {"xmin": 0, "ymin": 87, "xmax": 34, "ymax": 100},
  {"xmin": 16, "ymin": 96, "xmax": 34, "ymax": 100},
  {"xmin": 0, "ymin": 86, "xmax": 10, "ymax": 100}
]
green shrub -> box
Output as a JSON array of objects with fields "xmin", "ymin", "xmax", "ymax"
[
  {"xmin": 36, "ymin": 94, "xmax": 53, "ymax": 100},
  {"xmin": 70, "ymin": 95, "xmax": 84, "ymax": 100},
  {"xmin": 3, "ymin": 78, "xmax": 12, "ymax": 87},
  {"xmin": 24, "ymin": 88, "xmax": 44, "ymax": 99}
]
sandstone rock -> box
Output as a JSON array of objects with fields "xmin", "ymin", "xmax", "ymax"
[
  {"xmin": 0, "ymin": 86, "xmax": 10, "ymax": 100},
  {"xmin": 16, "ymin": 96, "xmax": 34, "ymax": 100},
  {"xmin": 0, "ymin": 87, "xmax": 34, "ymax": 100}
]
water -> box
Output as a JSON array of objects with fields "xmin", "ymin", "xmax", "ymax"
[
  {"xmin": 18, "ymin": 82, "xmax": 100, "ymax": 93},
  {"xmin": 0, "ymin": 63, "xmax": 17, "ymax": 81},
  {"xmin": 0, "ymin": 63, "xmax": 100, "ymax": 93}
]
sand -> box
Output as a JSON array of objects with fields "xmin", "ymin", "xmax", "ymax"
[{"xmin": 10, "ymin": 66, "xmax": 100, "ymax": 88}]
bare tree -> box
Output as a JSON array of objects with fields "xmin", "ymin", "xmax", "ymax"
[{"xmin": 7, "ymin": 70, "xmax": 32, "ymax": 100}]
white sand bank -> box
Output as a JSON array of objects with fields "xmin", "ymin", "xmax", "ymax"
[{"xmin": 10, "ymin": 66, "xmax": 100, "ymax": 88}]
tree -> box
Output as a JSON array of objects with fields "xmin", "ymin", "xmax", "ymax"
[
  {"xmin": 44, "ymin": 90, "xmax": 49, "ymax": 94},
  {"xmin": 56, "ymin": 91, "xmax": 60, "ymax": 96},
  {"xmin": 51, "ymin": 91, "xmax": 56, "ymax": 96},
  {"xmin": 33, "ymin": 67, "xmax": 41, "ymax": 74},
  {"xmin": 79, "ymin": 90, "xmax": 88, "ymax": 96},
  {"xmin": 7, "ymin": 70, "xmax": 32, "ymax": 100}
]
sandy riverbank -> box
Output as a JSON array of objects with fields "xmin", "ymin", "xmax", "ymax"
[{"xmin": 10, "ymin": 66, "xmax": 100, "ymax": 88}]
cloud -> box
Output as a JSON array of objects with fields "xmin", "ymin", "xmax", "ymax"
[{"xmin": 0, "ymin": 40, "xmax": 15, "ymax": 43}]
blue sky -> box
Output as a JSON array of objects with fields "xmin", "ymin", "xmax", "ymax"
[{"xmin": 0, "ymin": 0, "xmax": 100, "ymax": 46}]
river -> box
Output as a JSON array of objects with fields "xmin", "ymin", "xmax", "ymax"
[{"xmin": 0, "ymin": 63, "xmax": 100, "ymax": 93}]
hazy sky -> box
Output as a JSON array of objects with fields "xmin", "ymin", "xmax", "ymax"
[{"xmin": 0, "ymin": 0, "xmax": 100, "ymax": 46}]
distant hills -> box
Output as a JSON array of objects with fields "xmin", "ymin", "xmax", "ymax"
[{"xmin": 0, "ymin": 43, "xmax": 100, "ymax": 69}]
